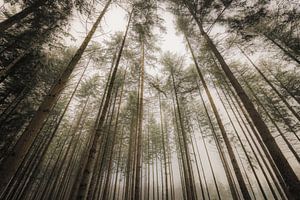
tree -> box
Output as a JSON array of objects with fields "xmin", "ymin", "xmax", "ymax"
[
  {"xmin": 0, "ymin": 0, "xmax": 112, "ymax": 194},
  {"xmin": 168, "ymin": 0, "xmax": 300, "ymax": 197}
]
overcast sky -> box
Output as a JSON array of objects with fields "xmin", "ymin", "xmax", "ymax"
[{"xmin": 68, "ymin": 3, "xmax": 187, "ymax": 57}]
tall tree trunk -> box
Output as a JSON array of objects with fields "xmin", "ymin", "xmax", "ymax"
[
  {"xmin": 112, "ymin": 128, "xmax": 124, "ymax": 200},
  {"xmin": 68, "ymin": 50, "xmax": 116, "ymax": 199},
  {"xmin": 48, "ymin": 98, "xmax": 90, "ymax": 199},
  {"xmin": 215, "ymin": 61, "xmax": 293, "ymax": 199},
  {"xmin": 102, "ymin": 68, "xmax": 127, "ymax": 200},
  {"xmin": 52, "ymin": 105, "xmax": 90, "ymax": 199},
  {"xmin": 194, "ymin": 116, "xmax": 214, "ymax": 199},
  {"xmin": 147, "ymin": 115, "xmax": 151, "ymax": 200},
  {"xmin": 189, "ymin": 124, "xmax": 205, "ymax": 200},
  {"xmin": 213, "ymin": 81, "xmax": 269, "ymax": 199},
  {"xmin": 0, "ymin": 56, "xmax": 90, "ymax": 199},
  {"xmin": 184, "ymin": 4, "xmax": 300, "ymax": 197},
  {"xmin": 96, "ymin": 88, "xmax": 119, "ymax": 199},
  {"xmin": 238, "ymin": 46, "xmax": 300, "ymax": 121},
  {"xmin": 89, "ymin": 92, "xmax": 117, "ymax": 200},
  {"xmin": 125, "ymin": 104, "xmax": 138, "ymax": 200},
  {"xmin": 170, "ymin": 68, "xmax": 197, "ymax": 200},
  {"xmin": 134, "ymin": 41, "xmax": 145, "ymax": 200},
  {"xmin": 266, "ymin": 68, "xmax": 300, "ymax": 105},
  {"xmin": 75, "ymin": 10, "xmax": 133, "ymax": 199},
  {"xmin": 262, "ymin": 33, "xmax": 300, "ymax": 65},
  {"xmin": 185, "ymin": 34, "xmax": 248, "ymax": 200},
  {"xmin": 171, "ymin": 103, "xmax": 188, "ymax": 200},
  {"xmin": 0, "ymin": 0, "xmax": 48, "ymax": 32},
  {"xmin": 218, "ymin": 80, "xmax": 285, "ymax": 199},
  {"xmin": 158, "ymin": 93, "xmax": 169, "ymax": 200},
  {"xmin": 243, "ymin": 78, "xmax": 300, "ymax": 161},
  {"xmin": 0, "ymin": 1, "xmax": 112, "ymax": 194},
  {"xmin": 1, "ymin": 107, "xmax": 62, "ymax": 199}
]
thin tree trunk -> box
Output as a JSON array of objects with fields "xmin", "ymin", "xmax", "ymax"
[
  {"xmin": 1, "ymin": 107, "xmax": 62, "ymax": 199},
  {"xmin": 68, "ymin": 51, "xmax": 116, "ymax": 200},
  {"xmin": 0, "ymin": 1, "xmax": 112, "ymax": 194},
  {"xmin": 216, "ymin": 63, "xmax": 292, "ymax": 199},
  {"xmin": 238, "ymin": 46, "xmax": 300, "ymax": 121},
  {"xmin": 158, "ymin": 93, "xmax": 169, "ymax": 200},
  {"xmin": 134, "ymin": 41, "xmax": 145, "ymax": 200},
  {"xmin": 172, "ymin": 104, "xmax": 188, "ymax": 200},
  {"xmin": 112, "ymin": 128, "xmax": 125, "ymax": 200},
  {"xmin": 194, "ymin": 85, "xmax": 222, "ymax": 200},
  {"xmin": 1, "ymin": 55, "xmax": 89, "ymax": 198},
  {"xmin": 190, "ymin": 127, "xmax": 205, "ymax": 200},
  {"xmin": 220, "ymin": 82, "xmax": 285, "ymax": 200},
  {"xmin": 53, "ymin": 107, "xmax": 90, "ymax": 199},
  {"xmin": 0, "ymin": 0, "xmax": 48, "ymax": 32},
  {"xmin": 125, "ymin": 103, "xmax": 138, "ymax": 200},
  {"xmin": 185, "ymin": 5, "xmax": 300, "ymax": 197},
  {"xmin": 214, "ymin": 81, "xmax": 269, "ymax": 200},
  {"xmin": 75, "ymin": 10, "xmax": 133, "ymax": 199},
  {"xmin": 185, "ymin": 33, "xmax": 248, "ymax": 200},
  {"xmin": 170, "ymin": 68, "xmax": 196, "ymax": 200},
  {"xmin": 97, "ymin": 89, "xmax": 119, "ymax": 199},
  {"xmin": 90, "ymin": 92, "xmax": 117, "ymax": 200},
  {"xmin": 102, "ymin": 68, "xmax": 127, "ymax": 200},
  {"xmin": 242, "ymin": 78, "xmax": 300, "ymax": 162},
  {"xmin": 48, "ymin": 98, "xmax": 90, "ymax": 199},
  {"xmin": 262, "ymin": 33, "xmax": 300, "ymax": 65},
  {"xmin": 194, "ymin": 116, "xmax": 214, "ymax": 200},
  {"xmin": 266, "ymin": 68, "xmax": 300, "ymax": 105}
]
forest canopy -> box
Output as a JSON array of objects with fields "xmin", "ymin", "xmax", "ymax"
[{"xmin": 0, "ymin": 0, "xmax": 299, "ymax": 199}]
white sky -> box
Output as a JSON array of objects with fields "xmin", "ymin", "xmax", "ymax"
[{"xmin": 67, "ymin": 3, "xmax": 187, "ymax": 56}]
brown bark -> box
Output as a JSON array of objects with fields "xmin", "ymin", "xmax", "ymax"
[
  {"xmin": 0, "ymin": 0, "xmax": 48, "ymax": 32},
  {"xmin": 158, "ymin": 93, "xmax": 169, "ymax": 200},
  {"xmin": 262, "ymin": 33, "xmax": 300, "ymax": 65},
  {"xmin": 214, "ymin": 81, "xmax": 269, "ymax": 199},
  {"xmin": 0, "ymin": 1, "xmax": 112, "ymax": 194},
  {"xmin": 101, "ymin": 68, "xmax": 127, "ymax": 200},
  {"xmin": 217, "ymin": 63, "xmax": 293, "ymax": 199},
  {"xmin": 266, "ymin": 68, "xmax": 300, "ymax": 105},
  {"xmin": 134, "ymin": 41, "xmax": 145, "ymax": 200},
  {"xmin": 184, "ymin": 5, "xmax": 300, "ymax": 197},
  {"xmin": 238, "ymin": 46, "xmax": 300, "ymax": 121},
  {"xmin": 185, "ymin": 34, "xmax": 248, "ymax": 199},
  {"xmin": 75, "ymin": 9, "xmax": 133, "ymax": 199},
  {"xmin": 170, "ymin": 68, "xmax": 197, "ymax": 200}
]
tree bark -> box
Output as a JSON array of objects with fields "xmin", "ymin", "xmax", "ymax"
[
  {"xmin": 0, "ymin": 1, "xmax": 112, "ymax": 195},
  {"xmin": 262, "ymin": 33, "xmax": 300, "ymax": 65},
  {"xmin": 158, "ymin": 93, "xmax": 169, "ymax": 200},
  {"xmin": 0, "ymin": 0, "xmax": 48, "ymax": 32},
  {"xmin": 238, "ymin": 46, "xmax": 300, "ymax": 121},
  {"xmin": 185, "ymin": 33, "xmax": 248, "ymax": 200},
  {"xmin": 184, "ymin": 4, "xmax": 300, "ymax": 197},
  {"xmin": 170, "ymin": 68, "xmax": 197, "ymax": 200},
  {"xmin": 134, "ymin": 41, "xmax": 145, "ymax": 200},
  {"xmin": 101, "ymin": 68, "xmax": 127, "ymax": 200},
  {"xmin": 215, "ymin": 61, "xmax": 293, "ymax": 199},
  {"xmin": 75, "ymin": 9, "xmax": 133, "ymax": 199}
]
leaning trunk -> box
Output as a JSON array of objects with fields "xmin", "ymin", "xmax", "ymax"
[
  {"xmin": 0, "ymin": 0, "xmax": 48, "ymax": 32},
  {"xmin": 184, "ymin": 4, "xmax": 300, "ymax": 197},
  {"xmin": 75, "ymin": 10, "xmax": 133, "ymax": 199},
  {"xmin": 185, "ymin": 34, "xmax": 248, "ymax": 200},
  {"xmin": 0, "ymin": 0, "xmax": 112, "ymax": 195}
]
